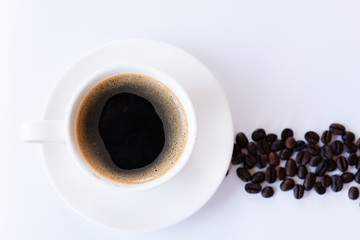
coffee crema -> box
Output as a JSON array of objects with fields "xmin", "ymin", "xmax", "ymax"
[{"xmin": 76, "ymin": 73, "xmax": 188, "ymax": 184}]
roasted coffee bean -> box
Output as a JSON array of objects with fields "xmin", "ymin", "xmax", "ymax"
[
  {"xmin": 320, "ymin": 145, "xmax": 333, "ymax": 160},
  {"xmin": 247, "ymin": 142, "xmax": 257, "ymax": 155},
  {"xmin": 342, "ymin": 131, "xmax": 355, "ymax": 142},
  {"xmin": 305, "ymin": 131, "xmax": 320, "ymax": 144},
  {"xmin": 336, "ymin": 156, "xmax": 348, "ymax": 172},
  {"xmin": 266, "ymin": 133, "xmax": 277, "ymax": 143},
  {"xmin": 357, "ymin": 138, "xmax": 360, "ymax": 150},
  {"xmin": 331, "ymin": 141, "xmax": 343, "ymax": 155},
  {"xmin": 348, "ymin": 153, "xmax": 358, "ymax": 166},
  {"xmin": 285, "ymin": 159, "xmax": 297, "ymax": 177},
  {"xmin": 321, "ymin": 130, "xmax": 332, "ymax": 144},
  {"xmin": 357, "ymin": 160, "xmax": 360, "ymax": 170},
  {"xmin": 285, "ymin": 137, "xmax": 296, "ymax": 149},
  {"xmin": 231, "ymin": 152, "xmax": 245, "ymax": 165},
  {"xmin": 268, "ymin": 152, "xmax": 280, "ymax": 166},
  {"xmin": 321, "ymin": 175, "xmax": 331, "ymax": 188},
  {"xmin": 252, "ymin": 128, "xmax": 266, "ymax": 142},
  {"xmin": 257, "ymin": 139, "xmax": 270, "ymax": 154},
  {"xmin": 341, "ymin": 172, "xmax": 354, "ymax": 183},
  {"xmin": 244, "ymin": 154, "xmax": 257, "ymax": 169},
  {"xmin": 293, "ymin": 184, "xmax": 305, "ymax": 199},
  {"xmin": 344, "ymin": 141, "xmax": 357, "ymax": 153},
  {"xmin": 265, "ymin": 166, "xmax": 277, "ymax": 183},
  {"xmin": 303, "ymin": 144, "xmax": 320, "ymax": 155},
  {"xmin": 256, "ymin": 154, "xmax": 268, "ymax": 169},
  {"xmin": 236, "ymin": 132, "xmax": 249, "ymax": 148},
  {"xmin": 354, "ymin": 170, "xmax": 360, "ymax": 184},
  {"xmin": 251, "ymin": 172, "xmax": 265, "ymax": 183},
  {"xmin": 245, "ymin": 183, "xmax": 262, "ymax": 193},
  {"xmin": 280, "ymin": 178, "xmax": 295, "ymax": 191},
  {"xmin": 331, "ymin": 175, "xmax": 343, "ymax": 192},
  {"xmin": 314, "ymin": 182, "xmax": 326, "ymax": 195},
  {"xmin": 315, "ymin": 160, "xmax": 328, "ymax": 176},
  {"xmin": 297, "ymin": 165, "xmax": 308, "ymax": 179},
  {"xmin": 280, "ymin": 148, "xmax": 293, "ymax": 160},
  {"xmin": 326, "ymin": 159, "xmax": 337, "ymax": 172},
  {"xmin": 293, "ymin": 140, "xmax": 306, "ymax": 151},
  {"xmin": 233, "ymin": 144, "xmax": 241, "ymax": 157},
  {"xmin": 349, "ymin": 187, "xmax": 359, "ymax": 200},
  {"xmin": 261, "ymin": 186, "xmax": 274, "ymax": 198},
  {"xmin": 271, "ymin": 140, "xmax": 285, "ymax": 152},
  {"xmin": 277, "ymin": 167, "xmax": 286, "ymax": 181},
  {"xmin": 329, "ymin": 123, "xmax": 346, "ymax": 135},
  {"xmin": 309, "ymin": 156, "xmax": 322, "ymax": 166},
  {"xmin": 296, "ymin": 151, "xmax": 310, "ymax": 165},
  {"xmin": 281, "ymin": 128, "xmax": 294, "ymax": 141},
  {"xmin": 304, "ymin": 172, "xmax": 316, "ymax": 190},
  {"xmin": 236, "ymin": 167, "xmax": 251, "ymax": 182}
]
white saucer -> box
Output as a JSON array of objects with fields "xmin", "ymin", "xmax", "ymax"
[{"xmin": 41, "ymin": 39, "xmax": 233, "ymax": 231}]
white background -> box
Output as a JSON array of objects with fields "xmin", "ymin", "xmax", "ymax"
[{"xmin": 2, "ymin": 0, "xmax": 360, "ymax": 239}]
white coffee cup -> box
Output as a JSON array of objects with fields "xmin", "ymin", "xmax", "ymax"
[{"xmin": 21, "ymin": 62, "xmax": 197, "ymax": 191}]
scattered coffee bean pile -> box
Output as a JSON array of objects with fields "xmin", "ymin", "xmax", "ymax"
[{"xmin": 231, "ymin": 123, "xmax": 360, "ymax": 200}]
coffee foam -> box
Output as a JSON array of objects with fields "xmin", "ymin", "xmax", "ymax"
[{"xmin": 76, "ymin": 73, "xmax": 188, "ymax": 184}]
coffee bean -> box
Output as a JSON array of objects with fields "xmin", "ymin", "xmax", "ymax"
[
  {"xmin": 247, "ymin": 142, "xmax": 257, "ymax": 155},
  {"xmin": 314, "ymin": 182, "xmax": 326, "ymax": 195},
  {"xmin": 329, "ymin": 123, "xmax": 346, "ymax": 135},
  {"xmin": 297, "ymin": 165, "xmax": 308, "ymax": 179},
  {"xmin": 256, "ymin": 154, "xmax": 268, "ymax": 169},
  {"xmin": 293, "ymin": 184, "xmax": 305, "ymax": 199},
  {"xmin": 348, "ymin": 153, "xmax": 358, "ymax": 166},
  {"xmin": 331, "ymin": 141, "xmax": 343, "ymax": 156},
  {"xmin": 281, "ymin": 128, "xmax": 293, "ymax": 141},
  {"xmin": 326, "ymin": 159, "xmax": 337, "ymax": 172},
  {"xmin": 321, "ymin": 131, "xmax": 332, "ymax": 144},
  {"xmin": 280, "ymin": 178, "xmax": 295, "ymax": 191},
  {"xmin": 233, "ymin": 144, "xmax": 241, "ymax": 157},
  {"xmin": 277, "ymin": 167, "xmax": 286, "ymax": 181},
  {"xmin": 320, "ymin": 145, "xmax": 333, "ymax": 160},
  {"xmin": 315, "ymin": 160, "xmax": 328, "ymax": 176},
  {"xmin": 309, "ymin": 156, "xmax": 322, "ymax": 166},
  {"xmin": 280, "ymin": 148, "xmax": 293, "ymax": 160},
  {"xmin": 342, "ymin": 131, "xmax": 355, "ymax": 142},
  {"xmin": 305, "ymin": 131, "xmax": 320, "ymax": 144},
  {"xmin": 349, "ymin": 187, "xmax": 359, "ymax": 200},
  {"xmin": 344, "ymin": 141, "xmax": 357, "ymax": 154},
  {"xmin": 244, "ymin": 154, "xmax": 257, "ymax": 169},
  {"xmin": 251, "ymin": 172, "xmax": 265, "ymax": 183},
  {"xmin": 304, "ymin": 172, "xmax": 316, "ymax": 190},
  {"xmin": 293, "ymin": 140, "xmax": 306, "ymax": 151},
  {"xmin": 356, "ymin": 138, "xmax": 360, "ymax": 150},
  {"xmin": 236, "ymin": 167, "xmax": 251, "ymax": 182},
  {"xmin": 245, "ymin": 183, "xmax": 262, "ymax": 193},
  {"xmin": 331, "ymin": 175, "xmax": 343, "ymax": 192},
  {"xmin": 354, "ymin": 170, "xmax": 360, "ymax": 184},
  {"xmin": 266, "ymin": 133, "xmax": 277, "ymax": 143},
  {"xmin": 341, "ymin": 172, "xmax": 354, "ymax": 183},
  {"xmin": 261, "ymin": 186, "xmax": 274, "ymax": 198},
  {"xmin": 265, "ymin": 166, "xmax": 277, "ymax": 183},
  {"xmin": 304, "ymin": 144, "xmax": 320, "ymax": 155},
  {"xmin": 257, "ymin": 139, "xmax": 270, "ymax": 154},
  {"xmin": 236, "ymin": 132, "xmax": 249, "ymax": 148},
  {"xmin": 271, "ymin": 140, "xmax": 285, "ymax": 152},
  {"xmin": 285, "ymin": 137, "xmax": 296, "ymax": 149},
  {"xmin": 252, "ymin": 128, "xmax": 266, "ymax": 142},
  {"xmin": 336, "ymin": 156, "xmax": 348, "ymax": 172},
  {"xmin": 231, "ymin": 152, "xmax": 245, "ymax": 165},
  {"xmin": 321, "ymin": 175, "xmax": 331, "ymax": 188},
  {"xmin": 268, "ymin": 152, "xmax": 280, "ymax": 166},
  {"xmin": 285, "ymin": 159, "xmax": 297, "ymax": 177},
  {"xmin": 296, "ymin": 151, "xmax": 310, "ymax": 165},
  {"xmin": 357, "ymin": 160, "xmax": 360, "ymax": 170}
]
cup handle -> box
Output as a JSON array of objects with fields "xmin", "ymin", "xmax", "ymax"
[{"xmin": 20, "ymin": 120, "xmax": 66, "ymax": 143}]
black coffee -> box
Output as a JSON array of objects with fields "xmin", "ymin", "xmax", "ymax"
[{"xmin": 76, "ymin": 73, "xmax": 187, "ymax": 184}]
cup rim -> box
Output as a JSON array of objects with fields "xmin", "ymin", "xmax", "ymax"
[{"xmin": 65, "ymin": 62, "xmax": 197, "ymax": 191}]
